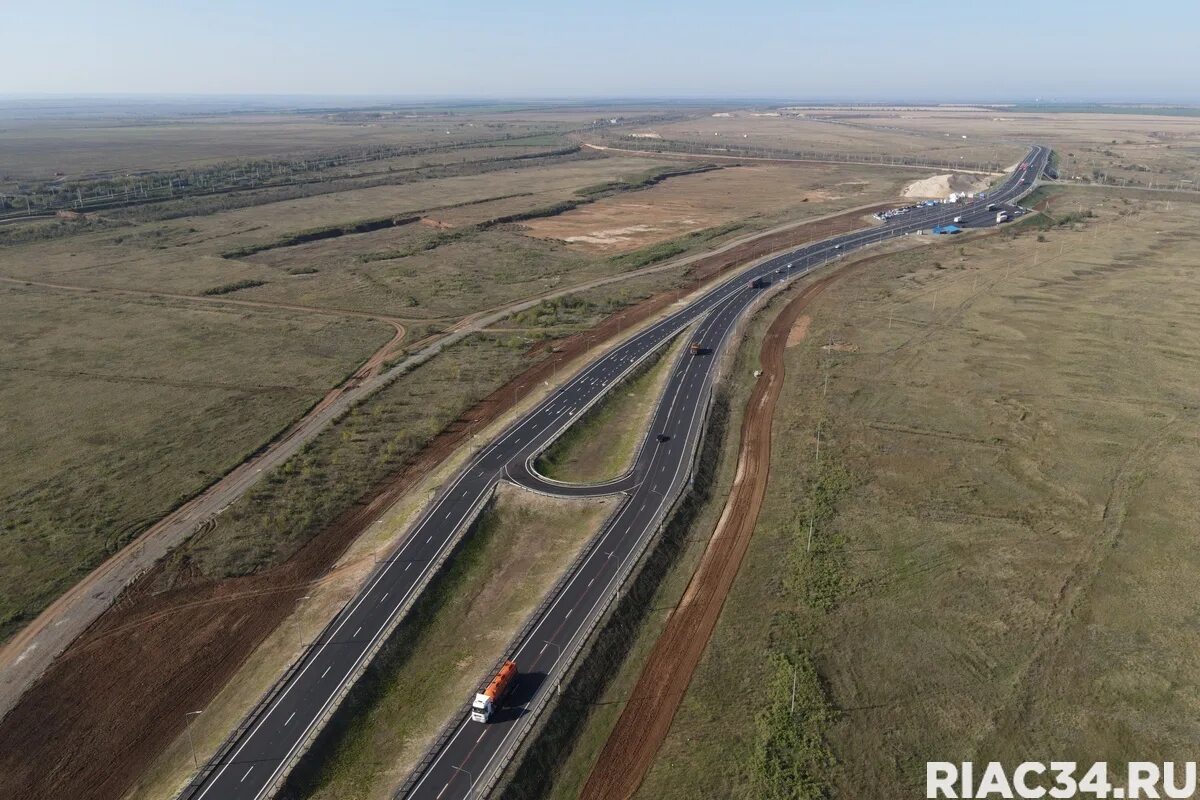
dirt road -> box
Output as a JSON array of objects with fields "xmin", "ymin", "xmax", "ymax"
[
  {"xmin": 0, "ymin": 316, "xmax": 404, "ymax": 720},
  {"xmin": 579, "ymin": 264, "xmax": 860, "ymax": 800},
  {"xmin": 0, "ymin": 199, "xmax": 893, "ymax": 724},
  {"xmin": 0, "ymin": 206, "xmax": 896, "ymax": 800}
]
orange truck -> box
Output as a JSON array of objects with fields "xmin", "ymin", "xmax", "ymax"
[{"xmin": 471, "ymin": 660, "xmax": 518, "ymax": 723}]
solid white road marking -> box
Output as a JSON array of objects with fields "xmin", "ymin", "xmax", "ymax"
[{"xmin": 196, "ymin": 152, "xmax": 1043, "ymax": 800}]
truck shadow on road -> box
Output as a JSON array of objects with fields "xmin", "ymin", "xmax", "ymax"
[{"xmin": 495, "ymin": 671, "xmax": 549, "ymax": 723}]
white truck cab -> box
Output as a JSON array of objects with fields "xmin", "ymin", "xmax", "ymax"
[{"xmin": 471, "ymin": 693, "xmax": 494, "ymax": 723}]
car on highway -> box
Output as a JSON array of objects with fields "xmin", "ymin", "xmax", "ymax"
[{"xmin": 655, "ymin": 433, "xmax": 671, "ymax": 443}]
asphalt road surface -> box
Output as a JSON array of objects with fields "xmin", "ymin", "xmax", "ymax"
[{"xmin": 185, "ymin": 146, "xmax": 1049, "ymax": 800}]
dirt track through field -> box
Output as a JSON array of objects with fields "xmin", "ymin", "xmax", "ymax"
[
  {"xmin": 579, "ymin": 264, "xmax": 860, "ymax": 800},
  {"xmin": 0, "ymin": 206, "xmax": 887, "ymax": 800}
]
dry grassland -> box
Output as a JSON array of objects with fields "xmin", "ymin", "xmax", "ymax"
[
  {"xmin": 633, "ymin": 112, "xmax": 1027, "ymax": 168},
  {"xmin": 0, "ymin": 282, "xmax": 389, "ymax": 641},
  {"xmin": 828, "ymin": 109, "xmax": 1200, "ymax": 185},
  {"xmin": 639, "ymin": 188, "xmax": 1200, "ymax": 798},
  {"xmin": 623, "ymin": 108, "xmax": 1200, "ymax": 191},
  {"xmin": 0, "ymin": 111, "xmax": 571, "ymax": 181},
  {"xmin": 0, "ymin": 157, "xmax": 670, "ymax": 291}
]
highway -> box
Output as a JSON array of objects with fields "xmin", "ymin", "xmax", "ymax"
[{"xmin": 183, "ymin": 145, "xmax": 1049, "ymax": 800}]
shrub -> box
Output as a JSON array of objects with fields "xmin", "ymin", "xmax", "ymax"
[{"xmin": 202, "ymin": 279, "xmax": 266, "ymax": 296}]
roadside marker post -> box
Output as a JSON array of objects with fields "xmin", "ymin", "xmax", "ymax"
[
  {"xmin": 294, "ymin": 595, "xmax": 312, "ymax": 651},
  {"xmin": 185, "ymin": 710, "xmax": 203, "ymax": 768}
]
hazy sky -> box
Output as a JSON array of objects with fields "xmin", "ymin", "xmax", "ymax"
[{"xmin": 4, "ymin": 0, "xmax": 1198, "ymax": 101}]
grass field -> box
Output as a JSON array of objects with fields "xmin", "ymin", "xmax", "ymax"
[
  {"xmin": 173, "ymin": 332, "xmax": 535, "ymax": 581},
  {"xmin": 287, "ymin": 486, "xmax": 616, "ymax": 800},
  {"xmin": 612, "ymin": 108, "xmax": 1200, "ymax": 190},
  {"xmin": 0, "ymin": 103, "xmax": 915, "ymax": 656},
  {"xmin": 0, "ymin": 282, "xmax": 389, "ymax": 642},
  {"xmin": 833, "ymin": 109, "xmax": 1200, "ymax": 187},
  {"xmin": 8, "ymin": 98, "xmax": 1200, "ymax": 800},
  {"xmin": 0, "ymin": 107, "xmax": 580, "ymax": 181},
  {"xmin": 240, "ymin": 229, "xmax": 604, "ymax": 321},
  {"xmin": 603, "ymin": 111, "xmax": 1026, "ymax": 169},
  {"xmin": 635, "ymin": 188, "xmax": 1200, "ymax": 798}
]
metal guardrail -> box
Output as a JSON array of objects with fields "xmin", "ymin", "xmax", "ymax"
[
  {"xmin": 463, "ymin": 271, "xmax": 780, "ymax": 798},
  {"xmin": 513, "ymin": 317, "xmax": 702, "ymax": 496},
  {"xmin": 452, "ymin": 221, "xmax": 947, "ymax": 797},
  {"xmin": 182, "ymin": 147, "xmax": 1048, "ymax": 800},
  {"xmin": 474, "ymin": 382, "xmax": 716, "ymax": 800},
  {"xmin": 477, "ymin": 345, "xmax": 729, "ymax": 800},
  {"xmin": 175, "ymin": 616, "xmax": 316, "ymax": 798},
  {"xmin": 395, "ymin": 316, "xmax": 705, "ymax": 797},
  {"xmin": 182, "ymin": 228, "xmax": 775, "ymax": 800},
  {"xmin": 176, "ymin": 480, "xmax": 499, "ymax": 800}
]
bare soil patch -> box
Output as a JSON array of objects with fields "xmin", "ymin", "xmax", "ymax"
[
  {"xmin": 523, "ymin": 165, "xmax": 900, "ymax": 253},
  {"xmin": 902, "ymin": 172, "xmax": 991, "ymax": 199},
  {"xmin": 785, "ymin": 314, "xmax": 811, "ymax": 348}
]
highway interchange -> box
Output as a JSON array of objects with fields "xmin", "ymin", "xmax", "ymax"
[{"xmin": 184, "ymin": 145, "xmax": 1049, "ymax": 800}]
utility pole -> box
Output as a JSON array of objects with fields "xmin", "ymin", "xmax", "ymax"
[
  {"xmin": 294, "ymin": 595, "xmax": 312, "ymax": 650},
  {"xmin": 185, "ymin": 710, "xmax": 203, "ymax": 768}
]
